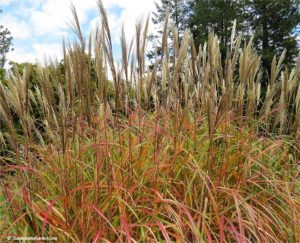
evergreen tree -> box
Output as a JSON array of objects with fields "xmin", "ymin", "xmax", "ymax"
[
  {"xmin": 190, "ymin": 0, "xmax": 245, "ymax": 58},
  {"xmin": 244, "ymin": 0, "xmax": 300, "ymax": 73},
  {"xmin": 152, "ymin": 0, "xmax": 191, "ymax": 36},
  {"xmin": 147, "ymin": 0, "xmax": 192, "ymax": 64}
]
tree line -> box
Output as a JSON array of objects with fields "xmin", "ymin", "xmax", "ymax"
[{"xmin": 150, "ymin": 0, "xmax": 300, "ymax": 83}]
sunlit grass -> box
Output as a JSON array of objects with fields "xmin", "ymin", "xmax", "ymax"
[
  {"xmin": 0, "ymin": 0, "xmax": 299, "ymax": 241},
  {"xmin": 1, "ymin": 110, "xmax": 299, "ymax": 242}
]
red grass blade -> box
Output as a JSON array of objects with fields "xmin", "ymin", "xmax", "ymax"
[
  {"xmin": 156, "ymin": 220, "xmax": 171, "ymax": 243},
  {"xmin": 41, "ymin": 200, "xmax": 55, "ymax": 237},
  {"xmin": 121, "ymin": 216, "xmax": 131, "ymax": 243},
  {"xmin": 92, "ymin": 231, "xmax": 102, "ymax": 243},
  {"xmin": 90, "ymin": 204, "xmax": 119, "ymax": 237}
]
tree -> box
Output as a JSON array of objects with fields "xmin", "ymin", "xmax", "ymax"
[
  {"xmin": 152, "ymin": 0, "xmax": 191, "ymax": 36},
  {"xmin": 8, "ymin": 62, "xmax": 39, "ymax": 86},
  {"xmin": 0, "ymin": 8, "xmax": 13, "ymax": 79},
  {"xmin": 244, "ymin": 0, "xmax": 300, "ymax": 74},
  {"xmin": 147, "ymin": 0, "xmax": 192, "ymax": 64},
  {"xmin": 190, "ymin": 0, "xmax": 245, "ymax": 58}
]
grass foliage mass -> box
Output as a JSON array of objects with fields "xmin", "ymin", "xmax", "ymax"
[{"xmin": 0, "ymin": 1, "xmax": 299, "ymax": 242}]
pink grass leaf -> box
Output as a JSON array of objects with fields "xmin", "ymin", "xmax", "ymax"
[
  {"xmin": 41, "ymin": 200, "xmax": 55, "ymax": 237},
  {"xmin": 92, "ymin": 231, "xmax": 102, "ymax": 243},
  {"xmin": 121, "ymin": 216, "xmax": 131, "ymax": 243},
  {"xmin": 90, "ymin": 204, "xmax": 119, "ymax": 238},
  {"xmin": 156, "ymin": 220, "xmax": 171, "ymax": 243}
]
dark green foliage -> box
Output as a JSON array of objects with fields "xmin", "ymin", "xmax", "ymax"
[
  {"xmin": 244, "ymin": 0, "xmax": 300, "ymax": 73},
  {"xmin": 190, "ymin": 0, "xmax": 300, "ymax": 78},
  {"xmin": 8, "ymin": 62, "xmax": 39, "ymax": 86},
  {"xmin": 0, "ymin": 9, "xmax": 13, "ymax": 79},
  {"xmin": 152, "ymin": 0, "xmax": 191, "ymax": 36},
  {"xmin": 147, "ymin": 0, "xmax": 192, "ymax": 64},
  {"xmin": 190, "ymin": 0, "xmax": 245, "ymax": 57}
]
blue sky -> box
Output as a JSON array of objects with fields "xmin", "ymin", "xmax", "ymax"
[{"xmin": 0, "ymin": 0, "xmax": 156, "ymax": 65}]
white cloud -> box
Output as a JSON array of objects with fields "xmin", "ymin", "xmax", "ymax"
[
  {"xmin": 30, "ymin": 1, "xmax": 75, "ymax": 37},
  {"xmin": 27, "ymin": 0, "xmax": 156, "ymax": 42},
  {"xmin": 2, "ymin": 0, "xmax": 157, "ymax": 64},
  {"xmin": 89, "ymin": 0, "xmax": 156, "ymax": 57},
  {"xmin": 6, "ymin": 48, "xmax": 37, "ymax": 64},
  {"xmin": 7, "ymin": 42, "xmax": 62, "ymax": 65},
  {"xmin": 32, "ymin": 43, "xmax": 63, "ymax": 63},
  {"xmin": 107, "ymin": 0, "xmax": 155, "ymax": 40},
  {"xmin": 0, "ymin": 15, "xmax": 31, "ymax": 39},
  {"xmin": 0, "ymin": 0, "xmax": 13, "ymax": 6}
]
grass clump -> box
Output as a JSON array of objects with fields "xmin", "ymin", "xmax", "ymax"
[
  {"xmin": 0, "ymin": 0, "xmax": 299, "ymax": 241},
  {"xmin": 1, "ymin": 111, "xmax": 299, "ymax": 242}
]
